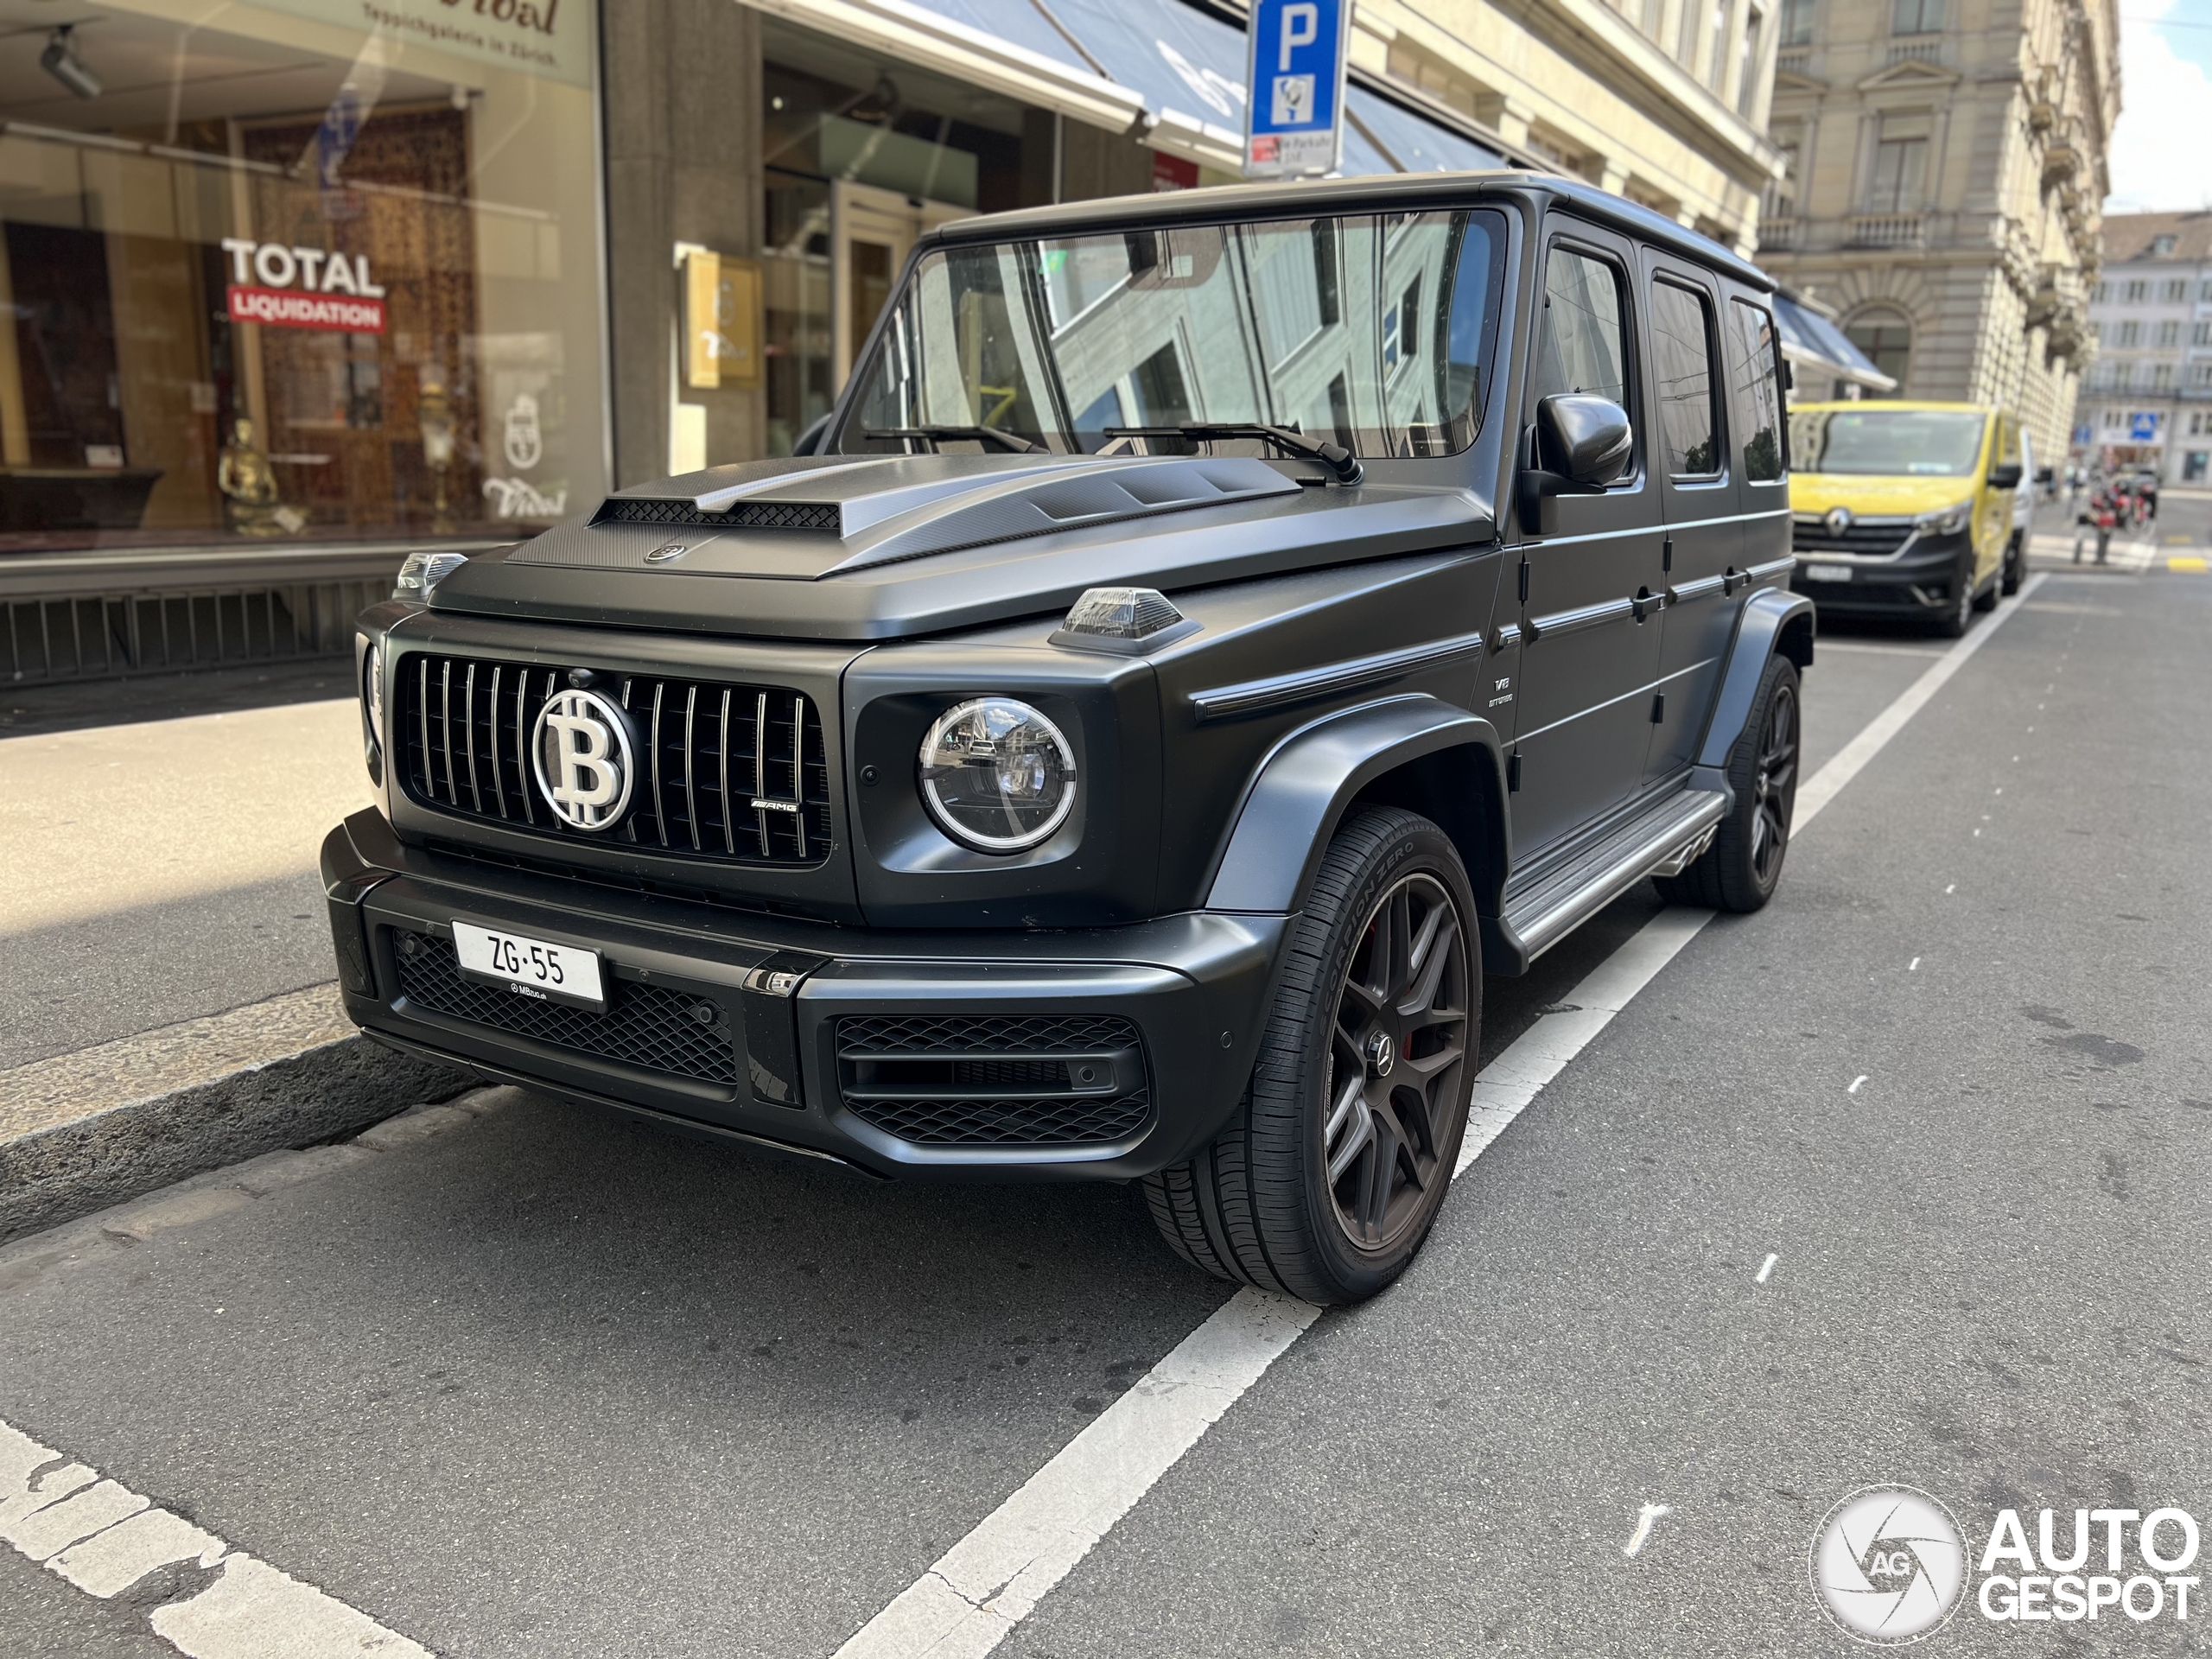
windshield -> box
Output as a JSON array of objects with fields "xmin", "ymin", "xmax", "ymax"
[
  {"xmin": 842, "ymin": 210, "xmax": 1506, "ymax": 461},
  {"xmin": 1789, "ymin": 409, "xmax": 1988, "ymax": 477}
]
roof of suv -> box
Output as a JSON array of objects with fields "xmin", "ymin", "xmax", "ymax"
[{"xmin": 923, "ymin": 170, "xmax": 1772, "ymax": 293}]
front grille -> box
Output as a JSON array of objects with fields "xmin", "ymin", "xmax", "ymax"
[
  {"xmin": 846, "ymin": 1090, "xmax": 1154, "ymax": 1147},
  {"xmin": 835, "ymin": 1014, "xmax": 1151, "ymax": 1147},
  {"xmin": 1791, "ymin": 517, "xmax": 1914, "ymax": 556},
  {"xmin": 397, "ymin": 654, "xmax": 832, "ymax": 865},
  {"xmin": 392, "ymin": 931, "xmax": 738, "ymax": 1085},
  {"xmin": 589, "ymin": 497, "xmax": 841, "ymax": 532}
]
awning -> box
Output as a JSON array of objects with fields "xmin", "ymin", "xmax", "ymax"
[
  {"xmin": 750, "ymin": 0, "xmax": 1515, "ymax": 181},
  {"xmin": 1772, "ymin": 290, "xmax": 1897, "ymax": 395}
]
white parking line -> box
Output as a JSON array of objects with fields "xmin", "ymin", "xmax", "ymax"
[
  {"xmin": 835, "ymin": 576, "xmax": 2055, "ymax": 1657},
  {"xmin": 0, "ymin": 1419, "xmax": 431, "ymax": 1658}
]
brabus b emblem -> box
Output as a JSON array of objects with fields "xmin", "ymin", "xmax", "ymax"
[
  {"xmin": 532, "ymin": 689, "xmax": 635, "ymax": 830},
  {"xmin": 1824, "ymin": 506, "xmax": 1854, "ymax": 537}
]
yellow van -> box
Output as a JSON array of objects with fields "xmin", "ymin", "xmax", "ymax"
[{"xmin": 1787, "ymin": 401, "xmax": 2026, "ymax": 636}]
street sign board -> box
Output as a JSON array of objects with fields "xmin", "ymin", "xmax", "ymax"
[
  {"xmin": 2128, "ymin": 410, "xmax": 2160, "ymax": 442},
  {"xmin": 1243, "ymin": 0, "xmax": 1349, "ymax": 179}
]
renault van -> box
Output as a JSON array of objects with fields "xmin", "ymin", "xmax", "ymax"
[{"xmin": 1788, "ymin": 401, "xmax": 2024, "ymax": 635}]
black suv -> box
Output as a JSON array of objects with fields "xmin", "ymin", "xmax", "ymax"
[{"xmin": 328, "ymin": 173, "xmax": 1808, "ymax": 1303}]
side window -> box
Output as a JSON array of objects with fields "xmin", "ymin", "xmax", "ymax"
[
  {"xmin": 1533, "ymin": 245, "xmax": 1630, "ymax": 409},
  {"xmin": 1649, "ymin": 278, "xmax": 1719, "ymax": 477},
  {"xmin": 1728, "ymin": 298, "xmax": 1786, "ymax": 483}
]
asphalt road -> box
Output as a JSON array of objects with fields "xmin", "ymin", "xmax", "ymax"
[{"xmin": 3, "ymin": 552, "xmax": 2209, "ymax": 1656}]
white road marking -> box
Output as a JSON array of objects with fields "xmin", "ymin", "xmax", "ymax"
[
  {"xmin": 1909, "ymin": 957, "xmax": 1921, "ymax": 971},
  {"xmin": 1946, "ymin": 884, "xmax": 1956, "ymax": 894},
  {"xmin": 1848, "ymin": 1076, "xmax": 1869, "ymax": 1095},
  {"xmin": 0, "ymin": 1419, "xmax": 432, "ymax": 1659},
  {"xmin": 1792, "ymin": 572, "xmax": 2046, "ymax": 830},
  {"xmin": 1755, "ymin": 1254, "xmax": 1778, "ymax": 1284},
  {"xmin": 1623, "ymin": 1503, "xmax": 1673, "ymax": 1557},
  {"xmin": 833, "ymin": 1290, "xmax": 1318, "ymax": 1659}
]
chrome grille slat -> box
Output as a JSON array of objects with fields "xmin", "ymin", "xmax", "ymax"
[
  {"xmin": 439, "ymin": 660, "xmax": 457, "ymax": 804},
  {"xmin": 397, "ymin": 653, "xmax": 828, "ymax": 867},
  {"xmin": 462, "ymin": 662, "xmax": 482, "ymax": 814},
  {"xmin": 682, "ymin": 686, "xmax": 701, "ymax": 852},
  {"xmin": 753, "ymin": 690, "xmax": 771, "ymax": 858},
  {"xmin": 486, "ymin": 665, "xmax": 508, "ymax": 818},
  {"xmin": 649, "ymin": 682, "xmax": 667, "ymax": 848},
  {"xmin": 514, "ymin": 668, "xmax": 535, "ymax": 824},
  {"xmin": 717, "ymin": 687, "xmax": 734, "ymax": 856}
]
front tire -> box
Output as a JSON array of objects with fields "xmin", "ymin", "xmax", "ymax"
[
  {"xmin": 1655, "ymin": 653, "xmax": 1799, "ymax": 913},
  {"xmin": 1143, "ymin": 808, "xmax": 1479, "ymax": 1304}
]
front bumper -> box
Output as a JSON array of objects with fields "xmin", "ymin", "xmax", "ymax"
[
  {"xmin": 324, "ymin": 810, "xmax": 1285, "ymax": 1181},
  {"xmin": 1789, "ymin": 530, "xmax": 1973, "ymax": 613}
]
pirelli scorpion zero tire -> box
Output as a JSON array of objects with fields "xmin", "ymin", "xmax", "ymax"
[
  {"xmin": 1655, "ymin": 652, "xmax": 1799, "ymax": 914},
  {"xmin": 1143, "ymin": 807, "xmax": 1480, "ymax": 1305}
]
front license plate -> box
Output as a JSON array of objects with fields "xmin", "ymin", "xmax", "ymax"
[
  {"xmin": 452, "ymin": 921, "xmax": 606, "ymax": 1011},
  {"xmin": 1802, "ymin": 563, "xmax": 1853, "ymax": 583}
]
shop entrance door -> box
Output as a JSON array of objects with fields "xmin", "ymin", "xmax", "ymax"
[{"xmin": 831, "ymin": 181, "xmax": 969, "ymax": 390}]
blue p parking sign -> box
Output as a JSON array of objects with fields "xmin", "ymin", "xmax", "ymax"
[{"xmin": 1244, "ymin": 0, "xmax": 1348, "ymax": 179}]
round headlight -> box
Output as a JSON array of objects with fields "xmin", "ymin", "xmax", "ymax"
[
  {"xmin": 364, "ymin": 640, "xmax": 385, "ymax": 734},
  {"xmin": 918, "ymin": 697, "xmax": 1077, "ymax": 853}
]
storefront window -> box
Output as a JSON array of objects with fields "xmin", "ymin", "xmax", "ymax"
[{"xmin": 0, "ymin": 0, "xmax": 604, "ymax": 551}]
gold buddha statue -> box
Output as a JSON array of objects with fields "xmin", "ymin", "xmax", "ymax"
[{"xmin": 218, "ymin": 416, "xmax": 304, "ymax": 537}]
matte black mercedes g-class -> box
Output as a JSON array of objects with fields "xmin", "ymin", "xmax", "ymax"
[{"xmin": 327, "ymin": 173, "xmax": 1808, "ymax": 1304}]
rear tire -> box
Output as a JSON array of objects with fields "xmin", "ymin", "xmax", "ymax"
[
  {"xmin": 1654, "ymin": 653, "xmax": 1799, "ymax": 914},
  {"xmin": 1999, "ymin": 532, "xmax": 2023, "ymax": 595},
  {"xmin": 1142, "ymin": 807, "xmax": 1480, "ymax": 1305}
]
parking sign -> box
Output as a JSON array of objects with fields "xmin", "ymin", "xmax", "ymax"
[{"xmin": 1244, "ymin": 0, "xmax": 1349, "ymax": 179}]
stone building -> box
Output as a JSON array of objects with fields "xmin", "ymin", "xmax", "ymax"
[
  {"xmin": 1754, "ymin": 0, "xmax": 2118, "ymax": 461},
  {"xmin": 1357, "ymin": 0, "xmax": 1785, "ymax": 256},
  {"xmin": 2073, "ymin": 213, "xmax": 2212, "ymax": 483}
]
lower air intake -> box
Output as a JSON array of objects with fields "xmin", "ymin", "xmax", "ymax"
[{"xmin": 834, "ymin": 1014, "xmax": 1151, "ymax": 1147}]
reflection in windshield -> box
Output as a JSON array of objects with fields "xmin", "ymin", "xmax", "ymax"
[
  {"xmin": 846, "ymin": 211, "xmax": 1503, "ymax": 462},
  {"xmin": 1789, "ymin": 409, "xmax": 1988, "ymax": 477}
]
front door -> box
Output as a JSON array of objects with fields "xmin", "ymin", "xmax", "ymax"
[
  {"xmin": 831, "ymin": 181, "xmax": 969, "ymax": 389},
  {"xmin": 1505, "ymin": 221, "xmax": 1668, "ymax": 859},
  {"xmin": 1640, "ymin": 257, "xmax": 1745, "ymax": 783}
]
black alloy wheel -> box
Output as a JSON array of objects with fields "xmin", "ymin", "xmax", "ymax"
[
  {"xmin": 1142, "ymin": 807, "xmax": 1480, "ymax": 1304},
  {"xmin": 1933, "ymin": 553, "xmax": 1976, "ymax": 637},
  {"xmin": 1656, "ymin": 652, "xmax": 1800, "ymax": 914},
  {"xmin": 1321, "ymin": 871, "xmax": 1471, "ymax": 1252},
  {"xmin": 1747, "ymin": 672, "xmax": 1797, "ymax": 891}
]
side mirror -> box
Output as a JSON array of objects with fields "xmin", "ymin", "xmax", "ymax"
[
  {"xmin": 1538, "ymin": 394, "xmax": 1634, "ymax": 488},
  {"xmin": 1520, "ymin": 395, "xmax": 1632, "ymax": 532},
  {"xmin": 2034, "ymin": 465, "xmax": 2055, "ymax": 485},
  {"xmin": 1988, "ymin": 461, "xmax": 2024, "ymax": 490}
]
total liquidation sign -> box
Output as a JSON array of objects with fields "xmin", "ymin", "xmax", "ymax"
[{"xmin": 222, "ymin": 238, "xmax": 388, "ymax": 334}]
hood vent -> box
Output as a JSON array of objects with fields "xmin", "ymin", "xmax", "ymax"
[{"xmin": 592, "ymin": 497, "xmax": 841, "ymax": 532}]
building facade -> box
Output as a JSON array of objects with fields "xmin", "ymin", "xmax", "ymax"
[
  {"xmin": 0, "ymin": 0, "xmax": 1784, "ymax": 566},
  {"xmin": 2074, "ymin": 213, "xmax": 2212, "ymax": 483},
  {"xmin": 1754, "ymin": 0, "xmax": 2118, "ymax": 462}
]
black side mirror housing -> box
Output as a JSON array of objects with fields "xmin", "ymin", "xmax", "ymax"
[
  {"xmin": 1520, "ymin": 394, "xmax": 1632, "ymax": 531},
  {"xmin": 1987, "ymin": 461, "xmax": 2024, "ymax": 490}
]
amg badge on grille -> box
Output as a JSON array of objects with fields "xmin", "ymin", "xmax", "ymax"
[{"xmin": 531, "ymin": 688, "xmax": 635, "ymax": 830}]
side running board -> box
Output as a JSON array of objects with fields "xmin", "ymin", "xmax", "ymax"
[{"xmin": 1502, "ymin": 788, "xmax": 1729, "ymax": 961}]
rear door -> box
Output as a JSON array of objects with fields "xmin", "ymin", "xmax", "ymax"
[{"xmin": 1505, "ymin": 219, "xmax": 1669, "ymax": 858}]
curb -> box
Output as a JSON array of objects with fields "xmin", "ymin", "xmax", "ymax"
[{"xmin": 0, "ymin": 1026, "xmax": 467, "ymax": 1246}]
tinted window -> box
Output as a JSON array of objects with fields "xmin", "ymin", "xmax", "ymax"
[
  {"xmin": 1533, "ymin": 246, "xmax": 1629, "ymax": 407},
  {"xmin": 1650, "ymin": 279, "xmax": 1719, "ymax": 476},
  {"xmin": 1729, "ymin": 299, "xmax": 1785, "ymax": 482},
  {"xmin": 848, "ymin": 210, "xmax": 1506, "ymax": 460}
]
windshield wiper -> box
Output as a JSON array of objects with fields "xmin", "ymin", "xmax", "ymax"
[
  {"xmin": 864, "ymin": 424, "xmax": 1045, "ymax": 455},
  {"xmin": 1103, "ymin": 423, "xmax": 1363, "ymax": 485}
]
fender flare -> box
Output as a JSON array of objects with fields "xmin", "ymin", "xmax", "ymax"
[
  {"xmin": 1691, "ymin": 588, "xmax": 1815, "ymax": 786},
  {"xmin": 1203, "ymin": 696, "xmax": 1509, "ymax": 915}
]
